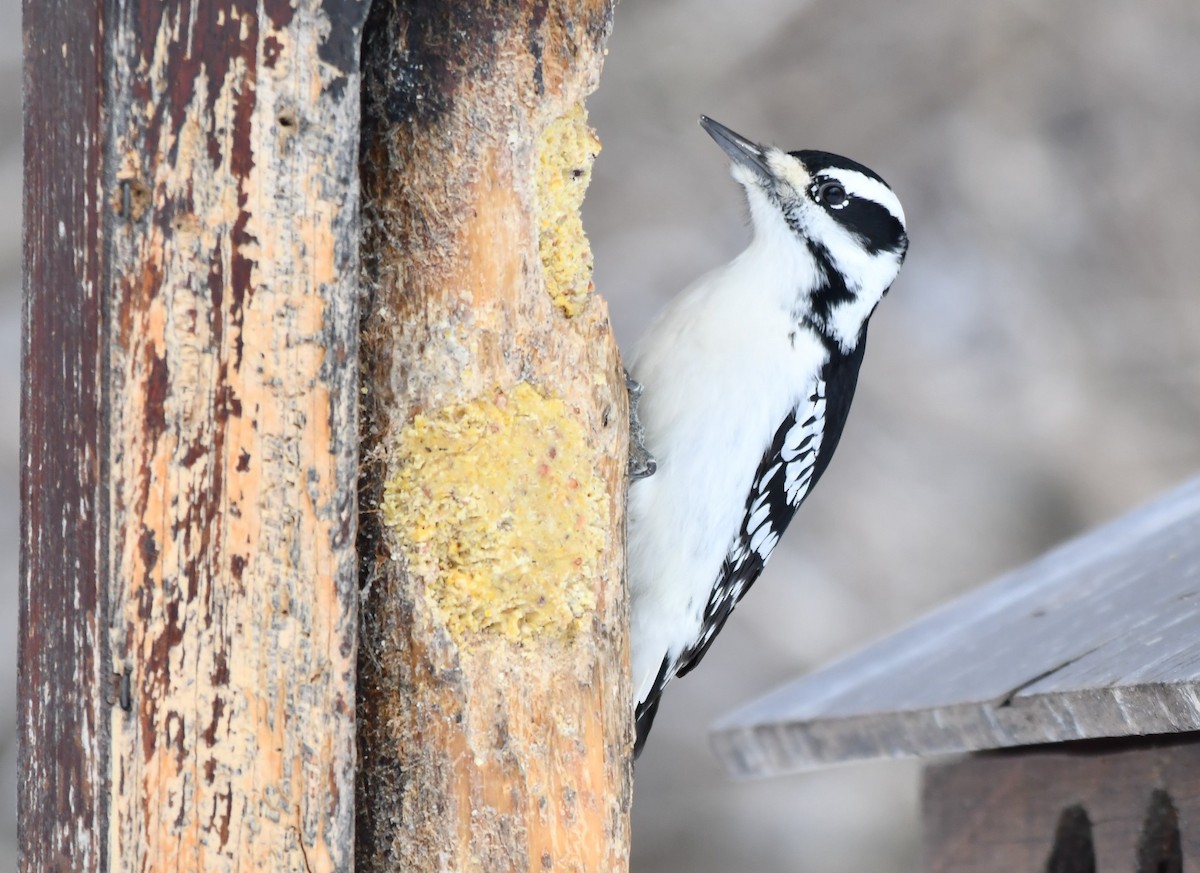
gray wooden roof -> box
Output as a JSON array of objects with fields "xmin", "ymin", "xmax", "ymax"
[{"xmin": 710, "ymin": 476, "xmax": 1200, "ymax": 778}]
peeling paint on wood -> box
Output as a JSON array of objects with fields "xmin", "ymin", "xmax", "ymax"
[
  {"xmin": 22, "ymin": 1, "xmax": 367, "ymax": 870},
  {"xmin": 20, "ymin": 0, "xmax": 107, "ymax": 868},
  {"xmin": 357, "ymin": 1, "xmax": 631, "ymax": 870},
  {"xmin": 104, "ymin": 2, "xmax": 366, "ymax": 868}
]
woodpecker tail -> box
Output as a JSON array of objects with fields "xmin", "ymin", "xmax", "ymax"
[
  {"xmin": 634, "ymin": 693, "xmax": 662, "ymax": 759},
  {"xmin": 633, "ymin": 656, "xmax": 674, "ymax": 758}
]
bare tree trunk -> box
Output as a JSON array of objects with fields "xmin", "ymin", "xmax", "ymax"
[
  {"xmin": 356, "ymin": 2, "xmax": 633, "ymax": 870},
  {"xmin": 21, "ymin": 2, "xmax": 366, "ymax": 869}
]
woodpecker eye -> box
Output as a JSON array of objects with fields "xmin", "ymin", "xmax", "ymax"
[{"xmin": 814, "ymin": 181, "xmax": 847, "ymax": 208}]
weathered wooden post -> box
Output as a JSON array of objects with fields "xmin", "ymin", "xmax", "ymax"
[
  {"xmin": 24, "ymin": 1, "xmax": 631, "ymax": 868},
  {"xmin": 711, "ymin": 476, "xmax": 1200, "ymax": 870},
  {"xmin": 21, "ymin": 1, "xmax": 366, "ymax": 869},
  {"xmin": 355, "ymin": 2, "xmax": 633, "ymax": 870}
]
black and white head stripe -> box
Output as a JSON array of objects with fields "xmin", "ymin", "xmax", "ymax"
[
  {"xmin": 796, "ymin": 150, "xmax": 907, "ymax": 233},
  {"xmin": 791, "ymin": 152, "xmax": 907, "ymax": 261},
  {"xmin": 779, "ymin": 152, "xmax": 909, "ymax": 349}
]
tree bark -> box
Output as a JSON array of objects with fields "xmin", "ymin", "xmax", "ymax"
[
  {"xmin": 356, "ymin": 2, "xmax": 632, "ymax": 871},
  {"xmin": 21, "ymin": 1, "xmax": 366, "ymax": 870}
]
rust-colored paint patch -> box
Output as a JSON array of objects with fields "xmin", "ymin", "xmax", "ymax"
[
  {"xmin": 383, "ymin": 382, "xmax": 606, "ymax": 642},
  {"xmin": 99, "ymin": 2, "xmax": 364, "ymax": 871},
  {"xmin": 536, "ymin": 103, "xmax": 600, "ymax": 317}
]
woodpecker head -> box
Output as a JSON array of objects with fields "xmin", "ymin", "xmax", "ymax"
[{"xmin": 700, "ymin": 115, "xmax": 908, "ymax": 350}]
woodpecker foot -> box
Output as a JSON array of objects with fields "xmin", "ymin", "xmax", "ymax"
[{"xmin": 626, "ymin": 371, "xmax": 657, "ymax": 480}]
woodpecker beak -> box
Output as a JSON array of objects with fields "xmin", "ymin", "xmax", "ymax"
[{"xmin": 699, "ymin": 116, "xmax": 772, "ymax": 179}]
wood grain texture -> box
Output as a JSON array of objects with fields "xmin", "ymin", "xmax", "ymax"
[
  {"xmin": 711, "ymin": 476, "xmax": 1200, "ymax": 777},
  {"xmin": 923, "ymin": 739, "xmax": 1200, "ymax": 873},
  {"xmin": 104, "ymin": 2, "xmax": 367, "ymax": 868},
  {"xmin": 20, "ymin": 1, "xmax": 107, "ymax": 869},
  {"xmin": 356, "ymin": 2, "xmax": 631, "ymax": 871},
  {"xmin": 23, "ymin": 1, "xmax": 366, "ymax": 870}
]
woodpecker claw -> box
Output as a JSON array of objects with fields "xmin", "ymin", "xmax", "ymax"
[{"xmin": 626, "ymin": 371, "xmax": 657, "ymax": 480}]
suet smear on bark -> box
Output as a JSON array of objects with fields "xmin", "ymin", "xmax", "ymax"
[
  {"xmin": 383, "ymin": 381, "xmax": 606, "ymax": 643},
  {"xmin": 538, "ymin": 104, "xmax": 601, "ymax": 317},
  {"xmin": 356, "ymin": 1, "xmax": 630, "ymax": 870}
]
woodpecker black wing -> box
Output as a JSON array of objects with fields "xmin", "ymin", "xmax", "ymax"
[
  {"xmin": 676, "ymin": 335, "xmax": 869, "ymax": 678},
  {"xmin": 634, "ymin": 395, "xmax": 821, "ymax": 755},
  {"xmin": 633, "ymin": 335, "xmax": 869, "ymax": 756}
]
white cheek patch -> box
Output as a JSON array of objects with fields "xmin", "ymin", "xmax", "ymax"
[
  {"xmin": 826, "ymin": 254, "xmax": 901, "ymax": 346},
  {"xmin": 804, "ymin": 206, "xmax": 904, "ymax": 348},
  {"xmin": 806, "ymin": 208, "xmax": 867, "ymax": 276},
  {"xmin": 820, "ymin": 166, "xmax": 907, "ymax": 228},
  {"xmin": 827, "ymin": 253, "xmax": 904, "ymax": 346}
]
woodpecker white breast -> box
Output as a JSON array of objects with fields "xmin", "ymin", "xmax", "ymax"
[{"xmin": 627, "ymin": 117, "xmax": 909, "ymax": 756}]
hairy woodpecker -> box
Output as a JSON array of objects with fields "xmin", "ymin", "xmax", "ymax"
[{"xmin": 627, "ymin": 117, "xmax": 908, "ymax": 756}]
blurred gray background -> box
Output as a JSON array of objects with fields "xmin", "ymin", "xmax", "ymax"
[{"xmin": 6, "ymin": 0, "xmax": 1200, "ymax": 871}]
